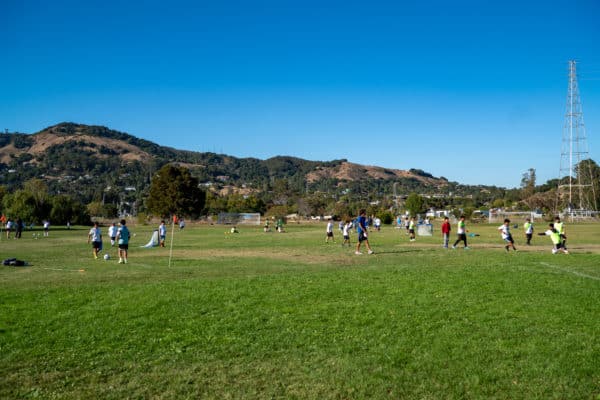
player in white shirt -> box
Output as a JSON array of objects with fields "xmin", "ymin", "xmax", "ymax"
[
  {"xmin": 498, "ymin": 219, "xmax": 517, "ymax": 252},
  {"xmin": 342, "ymin": 220, "xmax": 351, "ymax": 246},
  {"xmin": 325, "ymin": 219, "xmax": 335, "ymax": 243}
]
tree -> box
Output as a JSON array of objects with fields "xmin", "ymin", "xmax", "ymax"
[
  {"xmin": 50, "ymin": 195, "xmax": 90, "ymax": 225},
  {"xmin": 2, "ymin": 190, "xmax": 37, "ymax": 223},
  {"xmin": 405, "ymin": 193, "xmax": 425, "ymax": 216},
  {"xmin": 575, "ymin": 159, "xmax": 600, "ymax": 210},
  {"xmin": 520, "ymin": 168, "xmax": 536, "ymax": 201},
  {"xmin": 146, "ymin": 164, "xmax": 205, "ymax": 218}
]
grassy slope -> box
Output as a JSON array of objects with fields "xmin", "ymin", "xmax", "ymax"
[{"xmin": 0, "ymin": 221, "xmax": 599, "ymax": 399}]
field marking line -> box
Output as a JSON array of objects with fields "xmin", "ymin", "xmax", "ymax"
[
  {"xmin": 539, "ymin": 262, "xmax": 600, "ymax": 282},
  {"xmin": 38, "ymin": 267, "xmax": 85, "ymax": 272}
]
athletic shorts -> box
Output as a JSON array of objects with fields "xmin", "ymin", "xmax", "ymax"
[
  {"xmin": 358, "ymin": 232, "xmax": 367, "ymax": 242},
  {"xmin": 326, "ymin": 232, "xmax": 333, "ymax": 237},
  {"xmin": 409, "ymin": 229, "xmax": 415, "ymax": 235},
  {"xmin": 343, "ymin": 235, "xmax": 349, "ymax": 240},
  {"xmin": 118, "ymin": 244, "xmax": 129, "ymax": 250},
  {"xmin": 92, "ymin": 241, "xmax": 101, "ymax": 249},
  {"xmin": 503, "ymin": 235, "xmax": 514, "ymax": 243}
]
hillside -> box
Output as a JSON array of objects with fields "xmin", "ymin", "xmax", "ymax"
[{"xmin": 0, "ymin": 123, "xmax": 502, "ymax": 207}]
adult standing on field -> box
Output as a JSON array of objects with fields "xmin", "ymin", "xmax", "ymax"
[
  {"xmin": 355, "ymin": 209, "xmax": 374, "ymax": 255},
  {"xmin": 87, "ymin": 222, "xmax": 103, "ymax": 259},
  {"xmin": 116, "ymin": 219, "xmax": 130, "ymax": 264},
  {"xmin": 452, "ymin": 215, "xmax": 469, "ymax": 249}
]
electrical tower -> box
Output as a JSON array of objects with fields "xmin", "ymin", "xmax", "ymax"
[{"xmin": 556, "ymin": 60, "xmax": 597, "ymax": 216}]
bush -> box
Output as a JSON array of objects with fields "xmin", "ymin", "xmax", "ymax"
[{"xmin": 380, "ymin": 211, "xmax": 394, "ymax": 225}]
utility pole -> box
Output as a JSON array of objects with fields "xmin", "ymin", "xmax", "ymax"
[{"xmin": 556, "ymin": 60, "xmax": 597, "ymax": 217}]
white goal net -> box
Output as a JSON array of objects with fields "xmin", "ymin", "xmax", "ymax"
[
  {"xmin": 217, "ymin": 213, "xmax": 261, "ymax": 225},
  {"xmin": 488, "ymin": 211, "xmax": 541, "ymax": 224}
]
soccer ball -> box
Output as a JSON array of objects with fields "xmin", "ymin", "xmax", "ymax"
[{"xmin": 103, "ymin": 254, "xmax": 110, "ymax": 260}]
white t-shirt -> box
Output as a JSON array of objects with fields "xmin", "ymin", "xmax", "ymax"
[
  {"xmin": 108, "ymin": 225, "xmax": 117, "ymax": 238},
  {"xmin": 343, "ymin": 223, "xmax": 350, "ymax": 236},
  {"xmin": 89, "ymin": 227, "xmax": 102, "ymax": 242},
  {"xmin": 498, "ymin": 224, "xmax": 510, "ymax": 239},
  {"xmin": 326, "ymin": 222, "xmax": 333, "ymax": 233}
]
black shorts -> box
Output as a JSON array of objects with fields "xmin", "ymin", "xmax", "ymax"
[
  {"xmin": 358, "ymin": 232, "xmax": 367, "ymax": 242},
  {"xmin": 118, "ymin": 244, "xmax": 129, "ymax": 250},
  {"xmin": 409, "ymin": 229, "xmax": 415, "ymax": 234},
  {"xmin": 92, "ymin": 241, "xmax": 101, "ymax": 249},
  {"xmin": 326, "ymin": 232, "xmax": 333, "ymax": 237}
]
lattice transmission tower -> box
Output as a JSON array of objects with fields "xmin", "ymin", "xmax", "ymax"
[{"xmin": 556, "ymin": 60, "xmax": 597, "ymax": 215}]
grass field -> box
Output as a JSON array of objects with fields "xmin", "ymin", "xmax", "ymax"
[{"xmin": 1, "ymin": 220, "xmax": 599, "ymax": 399}]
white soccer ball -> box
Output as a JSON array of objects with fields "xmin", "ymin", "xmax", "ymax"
[{"xmin": 103, "ymin": 254, "xmax": 110, "ymax": 260}]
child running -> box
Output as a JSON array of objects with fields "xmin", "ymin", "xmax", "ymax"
[
  {"xmin": 452, "ymin": 215, "xmax": 469, "ymax": 249},
  {"xmin": 538, "ymin": 223, "xmax": 569, "ymax": 254},
  {"xmin": 553, "ymin": 216, "xmax": 567, "ymax": 249},
  {"xmin": 498, "ymin": 218, "xmax": 517, "ymax": 252}
]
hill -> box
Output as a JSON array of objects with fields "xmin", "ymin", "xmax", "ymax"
[{"xmin": 0, "ymin": 123, "xmax": 507, "ymax": 211}]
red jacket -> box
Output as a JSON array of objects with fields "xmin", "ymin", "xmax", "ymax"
[{"xmin": 441, "ymin": 221, "xmax": 451, "ymax": 234}]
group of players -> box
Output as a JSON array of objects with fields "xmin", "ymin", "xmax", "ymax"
[{"xmin": 326, "ymin": 212, "xmax": 570, "ymax": 255}]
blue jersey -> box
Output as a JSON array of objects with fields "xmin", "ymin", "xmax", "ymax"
[
  {"xmin": 356, "ymin": 216, "xmax": 366, "ymax": 234},
  {"xmin": 118, "ymin": 226, "xmax": 130, "ymax": 245}
]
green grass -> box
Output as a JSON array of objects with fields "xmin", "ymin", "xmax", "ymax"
[{"xmin": 1, "ymin": 222, "xmax": 599, "ymax": 399}]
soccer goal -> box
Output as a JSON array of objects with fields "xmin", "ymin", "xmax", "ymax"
[
  {"xmin": 417, "ymin": 224, "xmax": 433, "ymax": 236},
  {"xmin": 217, "ymin": 213, "xmax": 261, "ymax": 225},
  {"xmin": 488, "ymin": 211, "xmax": 541, "ymax": 224}
]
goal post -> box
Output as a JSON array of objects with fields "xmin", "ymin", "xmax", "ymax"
[
  {"xmin": 217, "ymin": 213, "xmax": 261, "ymax": 225},
  {"xmin": 488, "ymin": 211, "xmax": 541, "ymax": 224}
]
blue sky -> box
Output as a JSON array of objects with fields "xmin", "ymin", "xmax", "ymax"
[{"xmin": 2, "ymin": 0, "xmax": 599, "ymax": 188}]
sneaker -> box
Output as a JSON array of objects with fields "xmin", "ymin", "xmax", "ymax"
[
  {"xmin": 368, "ymin": 250, "xmax": 374, "ymax": 254},
  {"xmin": 355, "ymin": 251, "xmax": 363, "ymax": 255},
  {"xmin": 464, "ymin": 247, "xmax": 470, "ymax": 250},
  {"xmin": 118, "ymin": 258, "xmax": 123, "ymax": 264},
  {"xmin": 452, "ymin": 246, "xmax": 456, "ymax": 249}
]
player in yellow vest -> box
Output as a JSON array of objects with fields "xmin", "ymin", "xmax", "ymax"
[{"xmin": 538, "ymin": 223, "xmax": 569, "ymax": 254}]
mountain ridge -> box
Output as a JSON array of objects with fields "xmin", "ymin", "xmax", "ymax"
[{"xmin": 0, "ymin": 122, "xmax": 506, "ymax": 211}]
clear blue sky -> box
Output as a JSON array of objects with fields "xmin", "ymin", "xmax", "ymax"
[{"xmin": 2, "ymin": 0, "xmax": 599, "ymax": 188}]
